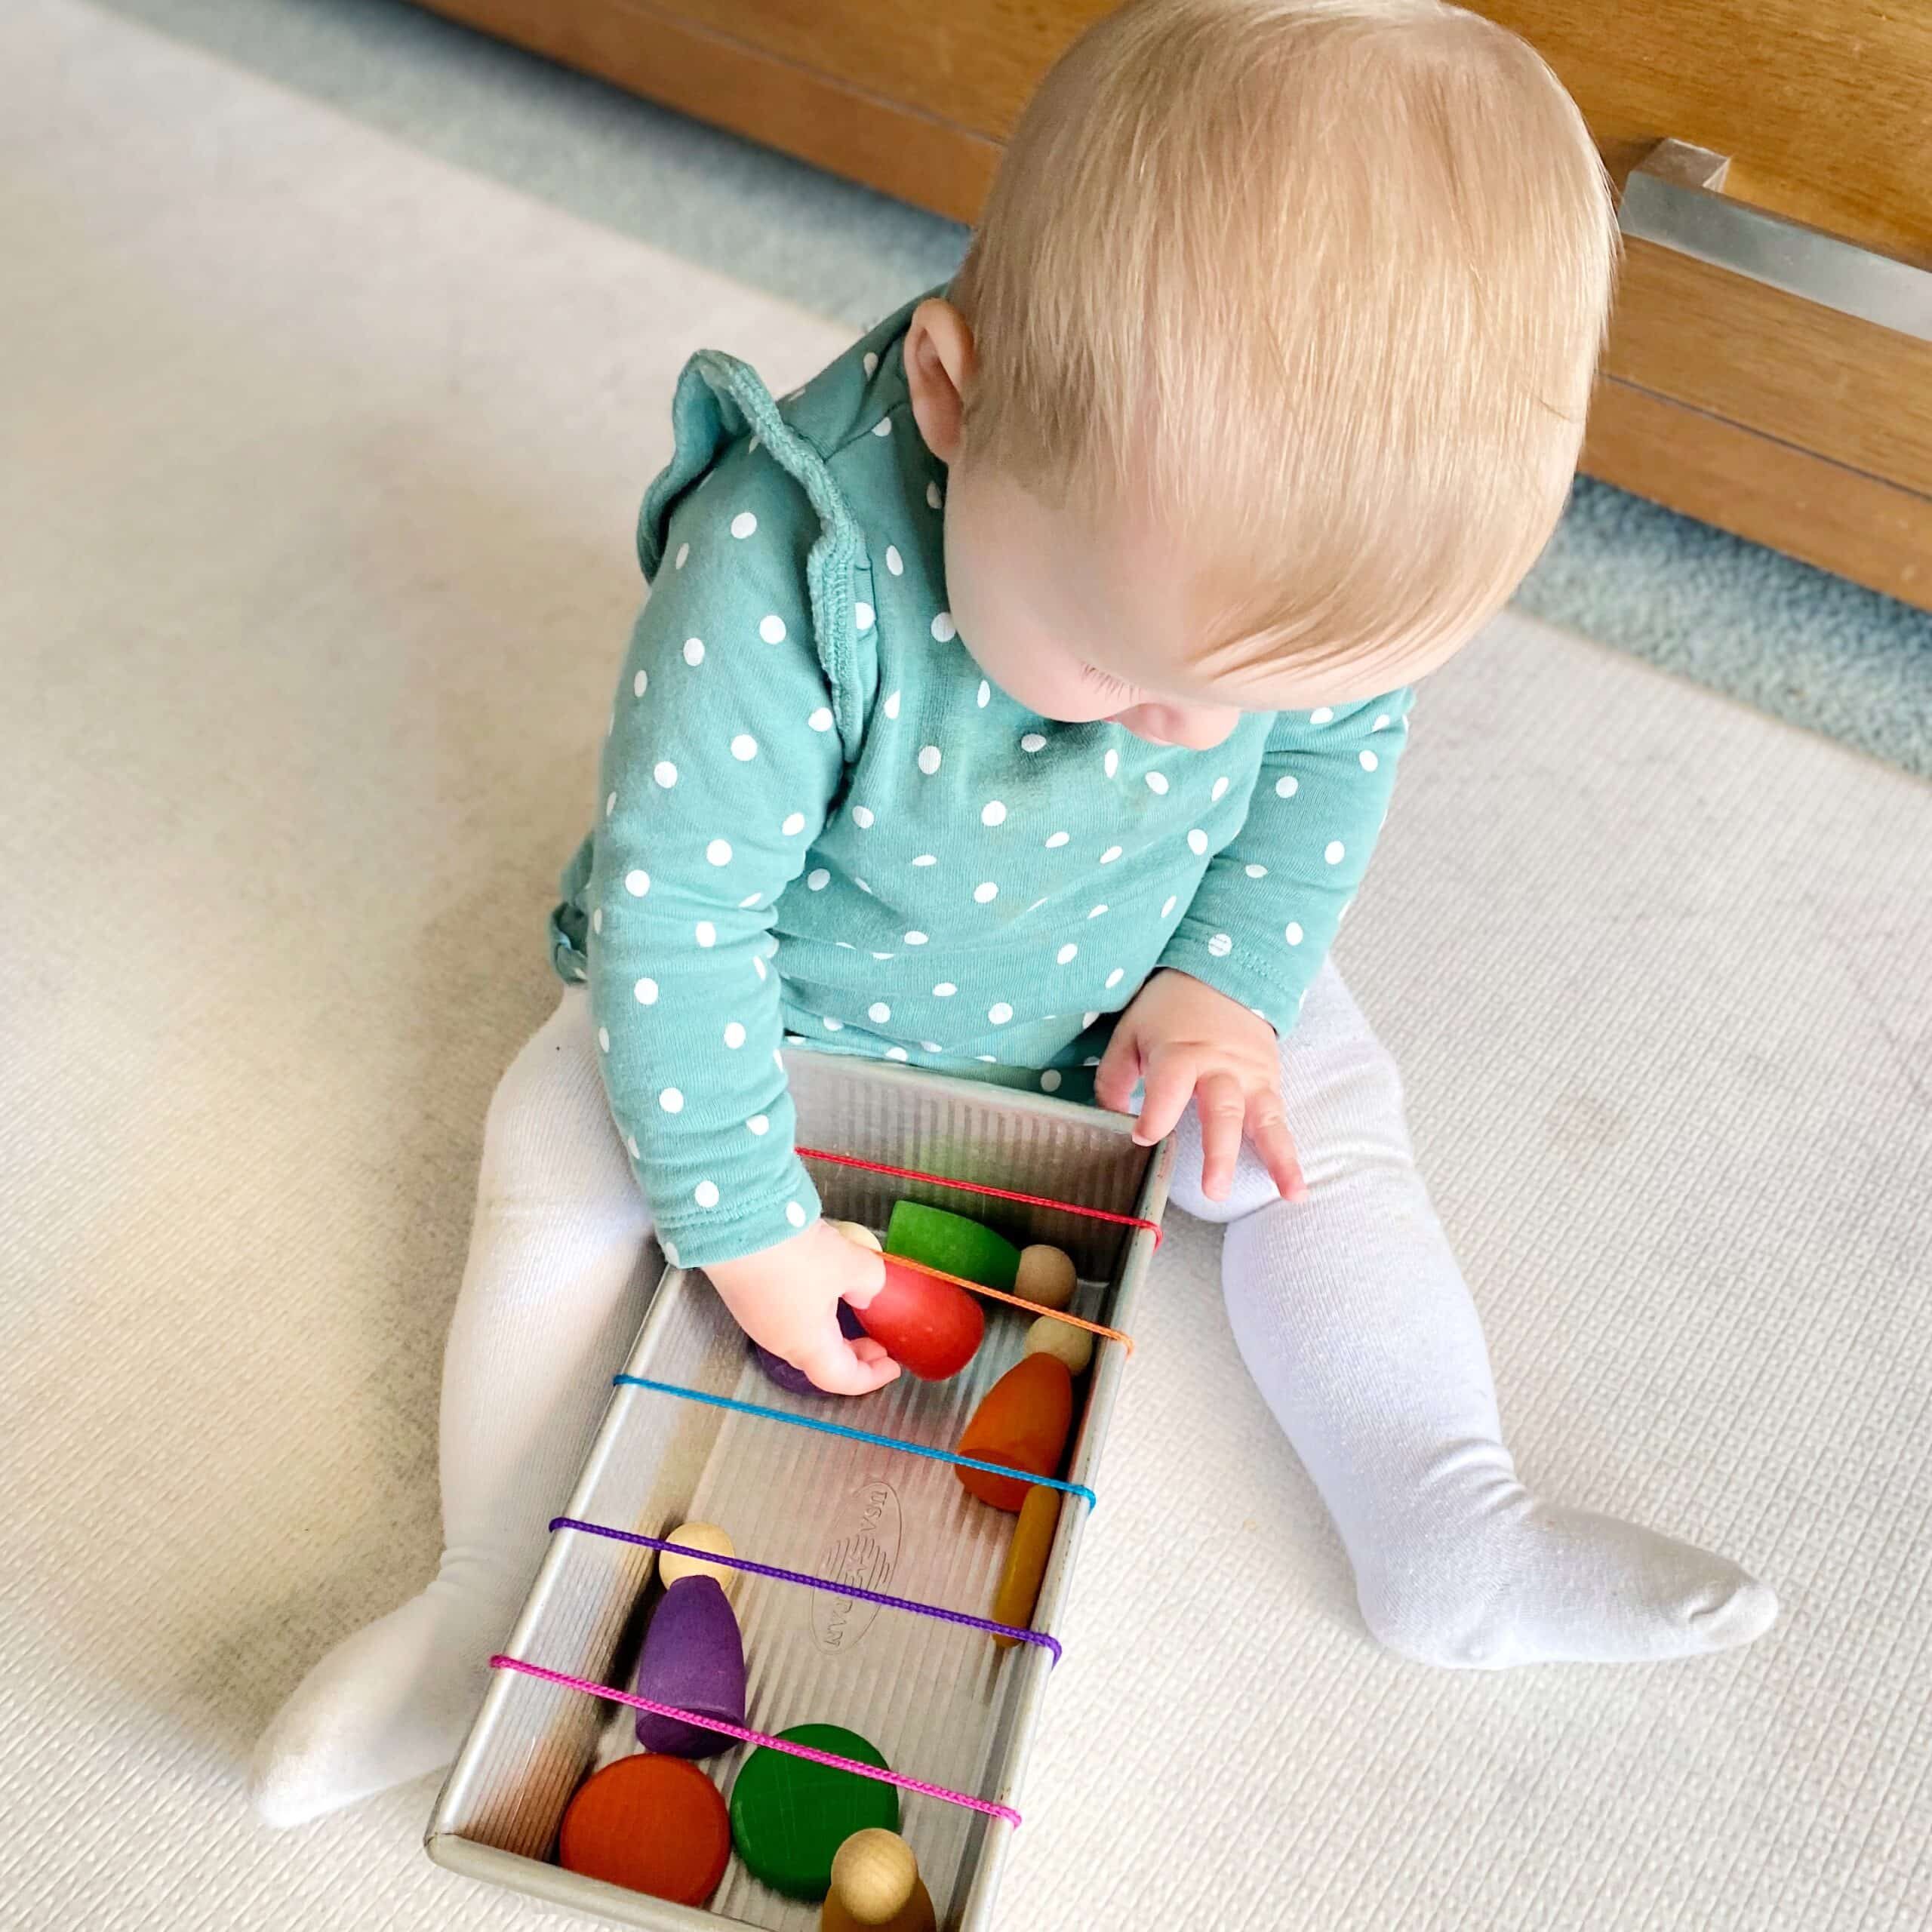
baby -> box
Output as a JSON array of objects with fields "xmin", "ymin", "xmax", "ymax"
[{"xmin": 253, "ymin": 0, "xmax": 1776, "ymax": 1828}]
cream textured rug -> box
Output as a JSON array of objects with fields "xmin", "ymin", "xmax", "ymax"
[{"xmin": 5, "ymin": 4, "xmax": 1930, "ymax": 1928}]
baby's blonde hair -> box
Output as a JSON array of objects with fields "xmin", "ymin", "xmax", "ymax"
[{"xmin": 950, "ymin": 0, "xmax": 1618, "ymax": 677}]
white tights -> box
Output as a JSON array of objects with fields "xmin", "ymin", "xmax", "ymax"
[{"xmin": 249, "ymin": 961, "xmax": 1774, "ymax": 1826}]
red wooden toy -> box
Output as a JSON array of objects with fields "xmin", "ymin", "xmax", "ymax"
[{"xmin": 853, "ymin": 1255, "xmax": 985, "ymax": 1380}]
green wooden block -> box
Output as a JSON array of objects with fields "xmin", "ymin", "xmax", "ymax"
[
  {"xmin": 728, "ymin": 1724, "xmax": 899, "ymax": 1901},
  {"xmin": 884, "ymin": 1200, "xmax": 1021, "ymax": 1291}
]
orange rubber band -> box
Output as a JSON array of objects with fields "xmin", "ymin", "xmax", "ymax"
[{"xmin": 883, "ymin": 1255, "xmax": 1134, "ymax": 1356}]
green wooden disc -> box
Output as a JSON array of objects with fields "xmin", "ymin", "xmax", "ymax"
[
  {"xmin": 728, "ymin": 1724, "xmax": 900, "ymax": 1900},
  {"xmin": 885, "ymin": 1200, "xmax": 1021, "ymax": 1292}
]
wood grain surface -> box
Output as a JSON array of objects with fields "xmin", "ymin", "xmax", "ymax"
[{"xmin": 412, "ymin": 0, "xmax": 1932, "ymax": 604}]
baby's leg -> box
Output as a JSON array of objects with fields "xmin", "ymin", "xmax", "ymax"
[
  {"xmin": 250, "ymin": 986, "xmax": 654, "ymax": 1824},
  {"xmin": 1170, "ymin": 958, "xmax": 1777, "ymax": 1669}
]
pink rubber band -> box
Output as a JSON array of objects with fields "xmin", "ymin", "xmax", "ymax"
[{"xmin": 488, "ymin": 1654, "xmax": 1023, "ymax": 1826}]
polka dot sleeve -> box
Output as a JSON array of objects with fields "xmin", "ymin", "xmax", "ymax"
[
  {"xmin": 1158, "ymin": 688, "xmax": 1415, "ymax": 1033},
  {"xmin": 586, "ymin": 444, "xmax": 847, "ymax": 1269}
]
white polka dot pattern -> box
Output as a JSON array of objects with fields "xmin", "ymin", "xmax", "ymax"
[{"xmin": 586, "ymin": 357, "xmax": 1407, "ymax": 1266}]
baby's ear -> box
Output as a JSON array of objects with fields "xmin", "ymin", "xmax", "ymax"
[{"xmin": 904, "ymin": 299, "xmax": 975, "ymax": 464}]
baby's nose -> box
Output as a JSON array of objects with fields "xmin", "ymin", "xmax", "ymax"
[{"xmin": 1115, "ymin": 703, "xmax": 1241, "ymax": 749}]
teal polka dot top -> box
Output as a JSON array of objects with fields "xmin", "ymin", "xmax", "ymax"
[{"xmin": 550, "ymin": 294, "xmax": 1414, "ymax": 1268}]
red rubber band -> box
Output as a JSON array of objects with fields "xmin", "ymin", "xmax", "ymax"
[{"xmin": 795, "ymin": 1146, "xmax": 1164, "ymax": 1247}]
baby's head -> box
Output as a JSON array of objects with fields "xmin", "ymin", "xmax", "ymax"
[{"xmin": 903, "ymin": 0, "xmax": 1617, "ymax": 748}]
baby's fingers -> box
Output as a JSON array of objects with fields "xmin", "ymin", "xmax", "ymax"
[
  {"xmin": 1247, "ymin": 1096, "xmax": 1307, "ymax": 1203},
  {"xmin": 1093, "ymin": 1027, "xmax": 1143, "ymax": 1116},
  {"xmin": 1194, "ymin": 1069, "xmax": 1247, "ymax": 1198},
  {"xmin": 793, "ymin": 1331, "xmax": 902, "ymax": 1397},
  {"xmin": 1135, "ymin": 1044, "xmax": 1200, "ymax": 1148}
]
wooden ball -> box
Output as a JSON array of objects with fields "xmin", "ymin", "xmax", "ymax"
[
  {"xmin": 660, "ymin": 1521, "xmax": 736, "ymax": 1592},
  {"xmin": 1014, "ymin": 1244, "xmax": 1076, "ymax": 1311},
  {"xmin": 1023, "ymin": 1312, "xmax": 1093, "ymax": 1375},
  {"xmin": 828, "ymin": 1829, "xmax": 921, "ymax": 1925},
  {"xmin": 829, "ymin": 1219, "xmax": 884, "ymax": 1254}
]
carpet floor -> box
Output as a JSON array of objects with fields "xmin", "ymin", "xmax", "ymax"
[{"xmin": 4, "ymin": 5, "xmax": 1930, "ymax": 1930}]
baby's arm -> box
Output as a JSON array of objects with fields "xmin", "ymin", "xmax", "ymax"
[
  {"xmin": 589, "ymin": 448, "xmax": 895, "ymax": 1392},
  {"xmin": 1098, "ymin": 689, "xmax": 1415, "ymax": 1195}
]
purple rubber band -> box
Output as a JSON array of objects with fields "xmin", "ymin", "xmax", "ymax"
[
  {"xmin": 489, "ymin": 1654, "xmax": 1023, "ymax": 1826},
  {"xmin": 549, "ymin": 1516, "xmax": 1062, "ymax": 1664}
]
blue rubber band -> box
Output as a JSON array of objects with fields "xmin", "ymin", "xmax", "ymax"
[{"xmin": 611, "ymin": 1374, "xmax": 1100, "ymax": 1510}]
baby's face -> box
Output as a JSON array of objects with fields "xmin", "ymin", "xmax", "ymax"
[
  {"xmin": 942, "ymin": 462, "xmax": 1465, "ymax": 744},
  {"xmin": 903, "ymin": 297, "xmax": 1468, "ymax": 734}
]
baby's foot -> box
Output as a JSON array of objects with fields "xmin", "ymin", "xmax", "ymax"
[
  {"xmin": 248, "ymin": 1568, "xmax": 523, "ymax": 1827},
  {"xmin": 1354, "ymin": 1487, "xmax": 1777, "ymax": 1669}
]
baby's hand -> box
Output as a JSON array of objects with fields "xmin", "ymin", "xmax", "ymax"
[
  {"xmin": 1096, "ymin": 969, "xmax": 1309, "ymax": 1205},
  {"xmin": 703, "ymin": 1220, "xmax": 901, "ymax": 1396}
]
